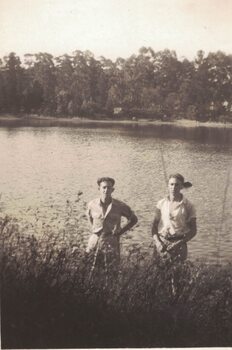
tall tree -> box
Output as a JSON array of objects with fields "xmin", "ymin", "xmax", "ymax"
[
  {"xmin": 55, "ymin": 54, "xmax": 74, "ymax": 115},
  {"xmin": 33, "ymin": 53, "xmax": 56, "ymax": 114},
  {"xmin": 205, "ymin": 51, "xmax": 232, "ymax": 119},
  {"xmin": 3, "ymin": 52, "xmax": 22, "ymax": 113}
]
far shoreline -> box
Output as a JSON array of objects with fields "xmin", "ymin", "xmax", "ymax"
[{"xmin": 0, "ymin": 114, "xmax": 232, "ymax": 129}]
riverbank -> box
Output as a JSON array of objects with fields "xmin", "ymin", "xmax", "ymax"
[
  {"xmin": 0, "ymin": 114, "xmax": 232, "ymax": 128},
  {"xmin": 2, "ymin": 214, "xmax": 232, "ymax": 348}
]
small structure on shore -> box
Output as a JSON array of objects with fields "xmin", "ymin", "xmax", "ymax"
[{"xmin": 113, "ymin": 107, "xmax": 123, "ymax": 115}]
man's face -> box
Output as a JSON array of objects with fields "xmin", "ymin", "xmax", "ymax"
[
  {"xmin": 99, "ymin": 181, "xmax": 114, "ymax": 200},
  {"xmin": 168, "ymin": 177, "xmax": 183, "ymax": 197}
]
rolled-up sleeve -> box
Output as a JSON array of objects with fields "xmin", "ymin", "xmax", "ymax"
[{"xmin": 86, "ymin": 202, "xmax": 93, "ymax": 225}]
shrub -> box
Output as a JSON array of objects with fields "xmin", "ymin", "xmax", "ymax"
[{"xmin": 1, "ymin": 207, "xmax": 232, "ymax": 348}]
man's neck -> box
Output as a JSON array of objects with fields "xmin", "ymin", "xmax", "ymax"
[
  {"xmin": 100, "ymin": 197, "xmax": 112, "ymax": 206},
  {"xmin": 169, "ymin": 194, "xmax": 182, "ymax": 202}
]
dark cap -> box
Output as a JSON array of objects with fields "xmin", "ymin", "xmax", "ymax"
[{"xmin": 97, "ymin": 177, "xmax": 115, "ymax": 186}]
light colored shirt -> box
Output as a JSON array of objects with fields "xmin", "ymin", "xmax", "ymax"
[
  {"xmin": 156, "ymin": 196, "xmax": 196, "ymax": 239},
  {"xmin": 87, "ymin": 197, "xmax": 134, "ymax": 235}
]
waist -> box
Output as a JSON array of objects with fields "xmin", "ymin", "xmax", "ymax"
[
  {"xmin": 92, "ymin": 222, "xmax": 120, "ymax": 235},
  {"xmin": 159, "ymin": 233, "xmax": 185, "ymax": 242},
  {"xmin": 93, "ymin": 229, "xmax": 117, "ymax": 237}
]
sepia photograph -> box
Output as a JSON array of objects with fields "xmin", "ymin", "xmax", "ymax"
[{"xmin": 0, "ymin": 0, "xmax": 232, "ymax": 348}]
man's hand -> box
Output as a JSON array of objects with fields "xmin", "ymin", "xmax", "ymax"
[
  {"xmin": 156, "ymin": 240, "xmax": 166, "ymax": 253},
  {"xmin": 118, "ymin": 213, "xmax": 138, "ymax": 236},
  {"xmin": 166, "ymin": 240, "xmax": 182, "ymax": 252},
  {"xmin": 86, "ymin": 233, "xmax": 99, "ymax": 253},
  {"xmin": 153, "ymin": 235, "xmax": 166, "ymax": 253}
]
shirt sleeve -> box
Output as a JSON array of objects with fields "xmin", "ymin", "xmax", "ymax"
[
  {"xmin": 186, "ymin": 201, "xmax": 196, "ymax": 221},
  {"xmin": 120, "ymin": 202, "xmax": 134, "ymax": 220},
  {"xmin": 86, "ymin": 202, "xmax": 93, "ymax": 223},
  {"xmin": 156, "ymin": 198, "xmax": 164, "ymax": 210}
]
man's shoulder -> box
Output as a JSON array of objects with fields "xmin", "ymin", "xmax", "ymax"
[
  {"xmin": 87, "ymin": 198, "xmax": 100, "ymax": 208},
  {"xmin": 183, "ymin": 197, "xmax": 194, "ymax": 207},
  {"xmin": 156, "ymin": 197, "xmax": 167, "ymax": 208},
  {"xmin": 112, "ymin": 198, "xmax": 134, "ymax": 217},
  {"xmin": 182, "ymin": 197, "xmax": 196, "ymax": 216},
  {"xmin": 113, "ymin": 198, "xmax": 130, "ymax": 208}
]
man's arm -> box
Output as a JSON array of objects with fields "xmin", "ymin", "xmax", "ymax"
[
  {"xmin": 183, "ymin": 203, "xmax": 197, "ymax": 243},
  {"xmin": 118, "ymin": 213, "xmax": 138, "ymax": 236},
  {"xmin": 184, "ymin": 218, "xmax": 197, "ymax": 242},
  {"xmin": 151, "ymin": 208, "xmax": 166, "ymax": 253},
  {"xmin": 86, "ymin": 205, "xmax": 93, "ymax": 226},
  {"xmin": 166, "ymin": 218, "xmax": 197, "ymax": 252}
]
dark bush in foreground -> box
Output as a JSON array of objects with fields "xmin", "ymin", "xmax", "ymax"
[{"xmin": 1, "ymin": 215, "xmax": 232, "ymax": 348}]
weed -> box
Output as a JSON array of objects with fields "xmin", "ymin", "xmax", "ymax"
[{"xmin": 1, "ymin": 202, "xmax": 232, "ymax": 348}]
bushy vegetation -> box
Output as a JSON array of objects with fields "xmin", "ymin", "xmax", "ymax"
[
  {"xmin": 0, "ymin": 48, "xmax": 232, "ymax": 122},
  {"xmin": 1, "ymin": 208, "xmax": 232, "ymax": 348}
]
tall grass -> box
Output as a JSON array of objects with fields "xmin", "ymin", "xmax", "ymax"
[{"xmin": 1, "ymin": 200, "xmax": 232, "ymax": 348}]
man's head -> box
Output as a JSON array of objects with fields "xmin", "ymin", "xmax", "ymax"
[
  {"xmin": 168, "ymin": 173, "xmax": 192, "ymax": 189},
  {"xmin": 168, "ymin": 173, "xmax": 192, "ymax": 198},
  {"xmin": 168, "ymin": 175, "xmax": 184, "ymax": 198},
  {"xmin": 97, "ymin": 177, "xmax": 115, "ymax": 202}
]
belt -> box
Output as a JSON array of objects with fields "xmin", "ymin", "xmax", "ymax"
[
  {"xmin": 160, "ymin": 234, "xmax": 184, "ymax": 242},
  {"xmin": 94, "ymin": 230, "xmax": 113, "ymax": 237}
]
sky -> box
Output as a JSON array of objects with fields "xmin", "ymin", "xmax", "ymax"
[{"xmin": 0, "ymin": 0, "xmax": 232, "ymax": 61}]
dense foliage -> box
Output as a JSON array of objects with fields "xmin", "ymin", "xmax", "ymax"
[
  {"xmin": 0, "ymin": 48, "xmax": 232, "ymax": 122},
  {"xmin": 1, "ymin": 201, "xmax": 232, "ymax": 348}
]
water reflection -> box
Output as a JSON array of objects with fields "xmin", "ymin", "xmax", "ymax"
[{"xmin": 0, "ymin": 118, "xmax": 231, "ymax": 145}]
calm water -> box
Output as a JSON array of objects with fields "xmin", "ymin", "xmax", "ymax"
[{"xmin": 0, "ymin": 121, "xmax": 231, "ymax": 264}]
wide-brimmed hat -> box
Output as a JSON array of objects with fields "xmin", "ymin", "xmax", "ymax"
[{"xmin": 168, "ymin": 173, "xmax": 192, "ymax": 188}]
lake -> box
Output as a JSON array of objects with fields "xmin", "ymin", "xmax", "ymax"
[{"xmin": 0, "ymin": 120, "xmax": 231, "ymax": 264}]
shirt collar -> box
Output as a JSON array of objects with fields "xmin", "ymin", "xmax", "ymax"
[
  {"xmin": 98, "ymin": 198, "xmax": 114, "ymax": 206},
  {"xmin": 166, "ymin": 195, "xmax": 186, "ymax": 204},
  {"xmin": 98, "ymin": 198, "xmax": 114, "ymax": 218}
]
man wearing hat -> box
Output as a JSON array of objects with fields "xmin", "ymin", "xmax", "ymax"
[{"xmin": 152, "ymin": 173, "xmax": 197, "ymax": 262}]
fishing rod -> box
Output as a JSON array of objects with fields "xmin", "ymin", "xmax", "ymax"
[
  {"xmin": 88, "ymin": 237, "xmax": 101, "ymax": 282},
  {"xmin": 217, "ymin": 164, "xmax": 231, "ymax": 265},
  {"xmin": 158, "ymin": 141, "xmax": 168, "ymax": 185}
]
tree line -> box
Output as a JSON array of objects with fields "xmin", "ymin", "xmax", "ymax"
[{"xmin": 0, "ymin": 47, "xmax": 232, "ymax": 122}]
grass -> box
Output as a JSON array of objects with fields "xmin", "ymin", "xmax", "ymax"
[{"xmin": 1, "ymin": 200, "xmax": 232, "ymax": 348}]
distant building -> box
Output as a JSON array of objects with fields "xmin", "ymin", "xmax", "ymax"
[
  {"xmin": 113, "ymin": 107, "xmax": 123, "ymax": 115},
  {"xmin": 209, "ymin": 102, "xmax": 215, "ymax": 111},
  {"xmin": 222, "ymin": 100, "xmax": 232, "ymax": 112}
]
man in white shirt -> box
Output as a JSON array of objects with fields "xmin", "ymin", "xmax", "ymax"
[{"xmin": 152, "ymin": 173, "xmax": 197, "ymax": 262}]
